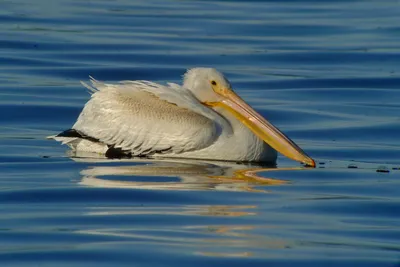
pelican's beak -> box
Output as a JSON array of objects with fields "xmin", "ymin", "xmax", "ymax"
[{"xmin": 205, "ymin": 89, "xmax": 315, "ymax": 167}]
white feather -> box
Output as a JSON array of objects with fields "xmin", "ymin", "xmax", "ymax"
[
  {"xmin": 72, "ymin": 78, "xmax": 225, "ymax": 156},
  {"xmin": 50, "ymin": 68, "xmax": 278, "ymax": 163}
]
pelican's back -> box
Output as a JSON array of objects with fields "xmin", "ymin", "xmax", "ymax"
[{"xmin": 51, "ymin": 78, "xmax": 221, "ymax": 157}]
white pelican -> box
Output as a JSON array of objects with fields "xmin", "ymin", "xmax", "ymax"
[{"xmin": 49, "ymin": 68, "xmax": 315, "ymax": 166}]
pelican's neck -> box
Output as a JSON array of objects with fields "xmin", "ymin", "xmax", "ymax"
[
  {"xmin": 211, "ymin": 105, "xmax": 273, "ymax": 161},
  {"xmin": 213, "ymin": 105, "xmax": 259, "ymax": 140}
]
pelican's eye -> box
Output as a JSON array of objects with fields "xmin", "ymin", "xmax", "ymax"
[{"xmin": 211, "ymin": 80, "xmax": 217, "ymax": 86}]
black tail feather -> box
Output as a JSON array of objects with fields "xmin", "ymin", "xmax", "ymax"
[{"xmin": 57, "ymin": 129, "xmax": 100, "ymax": 143}]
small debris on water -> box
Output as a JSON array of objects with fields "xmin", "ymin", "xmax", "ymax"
[
  {"xmin": 376, "ymin": 166, "xmax": 390, "ymax": 173},
  {"xmin": 392, "ymin": 167, "xmax": 399, "ymax": 170},
  {"xmin": 319, "ymin": 162, "xmax": 326, "ymax": 165},
  {"xmin": 348, "ymin": 164, "xmax": 358, "ymax": 169}
]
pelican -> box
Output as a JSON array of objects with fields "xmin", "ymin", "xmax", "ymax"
[{"xmin": 49, "ymin": 68, "xmax": 315, "ymax": 166}]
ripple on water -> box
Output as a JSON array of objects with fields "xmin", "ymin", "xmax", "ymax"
[{"xmin": 1, "ymin": 0, "xmax": 400, "ymax": 266}]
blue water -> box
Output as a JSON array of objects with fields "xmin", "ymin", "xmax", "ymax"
[{"xmin": 1, "ymin": 0, "xmax": 400, "ymax": 266}]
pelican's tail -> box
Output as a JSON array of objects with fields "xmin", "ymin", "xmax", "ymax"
[{"xmin": 47, "ymin": 129, "xmax": 108, "ymax": 154}]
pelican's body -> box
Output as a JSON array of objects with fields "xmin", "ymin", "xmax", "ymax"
[{"xmin": 50, "ymin": 68, "xmax": 315, "ymax": 166}]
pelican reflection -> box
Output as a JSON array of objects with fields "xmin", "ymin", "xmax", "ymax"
[
  {"xmin": 71, "ymin": 153, "xmax": 303, "ymax": 192},
  {"xmin": 70, "ymin": 154, "xmax": 309, "ymax": 258}
]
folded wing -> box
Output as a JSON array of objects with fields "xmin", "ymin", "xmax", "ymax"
[{"xmin": 70, "ymin": 77, "xmax": 224, "ymax": 156}]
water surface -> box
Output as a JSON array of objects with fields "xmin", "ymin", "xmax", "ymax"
[{"xmin": 1, "ymin": 0, "xmax": 400, "ymax": 266}]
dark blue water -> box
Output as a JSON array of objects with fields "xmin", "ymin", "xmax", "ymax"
[{"xmin": 1, "ymin": 0, "xmax": 400, "ymax": 266}]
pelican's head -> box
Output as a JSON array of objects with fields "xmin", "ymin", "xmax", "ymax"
[
  {"xmin": 183, "ymin": 67, "xmax": 315, "ymax": 167},
  {"xmin": 183, "ymin": 67, "xmax": 230, "ymax": 102}
]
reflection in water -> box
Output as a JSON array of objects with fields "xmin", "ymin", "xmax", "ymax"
[
  {"xmin": 85, "ymin": 205, "xmax": 257, "ymax": 217},
  {"xmin": 66, "ymin": 155, "xmax": 400, "ymax": 260},
  {"xmin": 70, "ymin": 155, "xmax": 306, "ymax": 258},
  {"xmin": 79, "ymin": 205, "xmax": 292, "ymax": 258},
  {"xmin": 72, "ymin": 154, "xmax": 306, "ymax": 192}
]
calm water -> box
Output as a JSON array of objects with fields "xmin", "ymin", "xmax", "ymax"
[{"xmin": 1, "ymin": 0, "xmax": 400, "ymax": 266}]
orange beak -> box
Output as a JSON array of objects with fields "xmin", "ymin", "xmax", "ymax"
[{"xmin": 205, "ymin": 89, "xmax": 315, "ymax": 167}]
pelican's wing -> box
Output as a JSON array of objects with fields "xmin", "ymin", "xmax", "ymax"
[{"xmin": 72, "ymin": 77, "xmax": 226, "ymax": 156}]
